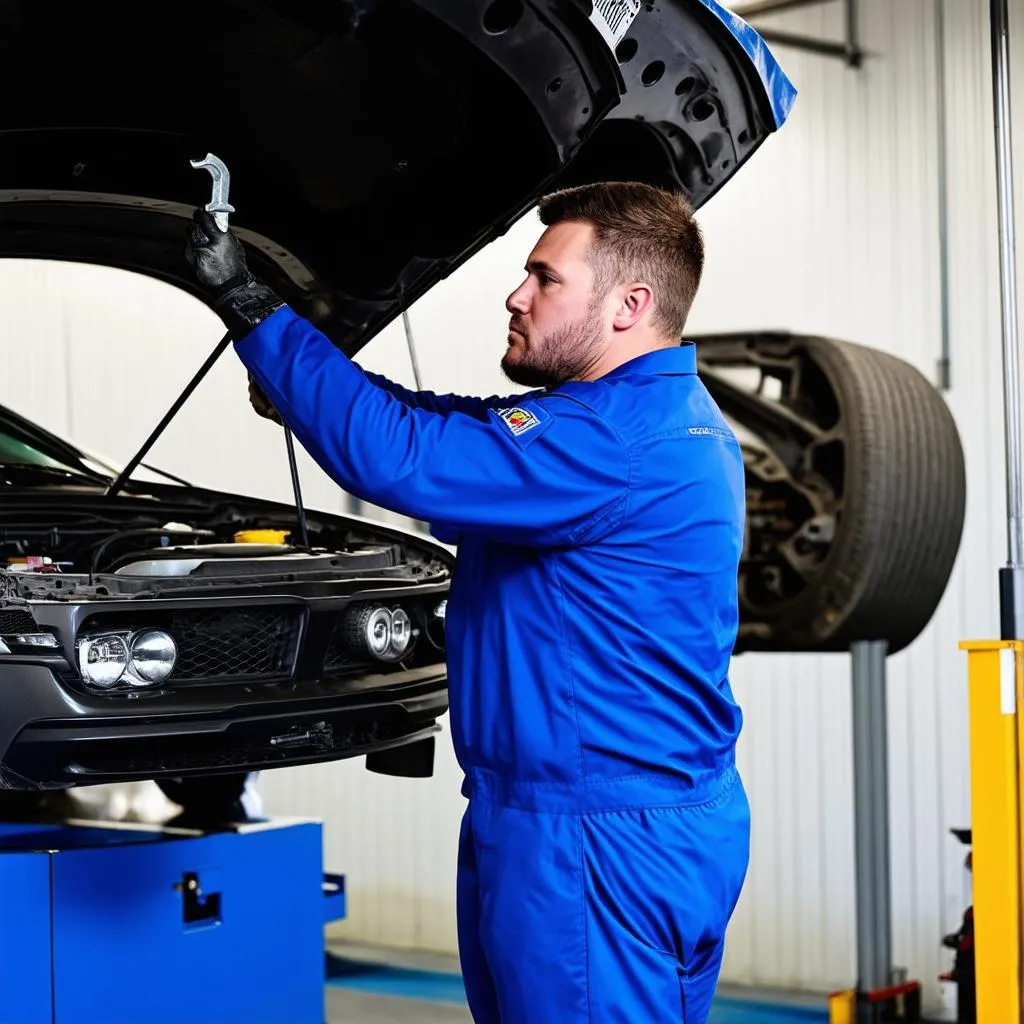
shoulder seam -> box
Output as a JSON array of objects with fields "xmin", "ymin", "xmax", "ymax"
[{"xmin": 535, "ymin": 387, "xmax": 631, "ymax": 450}]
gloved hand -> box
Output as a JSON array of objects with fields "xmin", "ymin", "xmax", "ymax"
[
  {"xmin": 185, "ymin": 208, "xmax": 250, "ymax": 293},
  {"xmin": 185, "ymin": 210, "xmax": 285, "ymax": 337}
]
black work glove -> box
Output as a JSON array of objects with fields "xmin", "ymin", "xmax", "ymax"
[{"xmin": 185, "ymin": 209, "xmax": 284, "ymax": 337}]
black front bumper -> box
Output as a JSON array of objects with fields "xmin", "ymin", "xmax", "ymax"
[{"xmin": 0, "ymin": 660, "xmax": 449, "ymax": 789}]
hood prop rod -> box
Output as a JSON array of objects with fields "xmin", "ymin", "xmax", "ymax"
[
  {"xmin": 284, "ymin": 427, "xmax": 310, "ymax": 548},
  {"xmin": 105, "ymin": 331, "xmax": 232, "ymax": 498},
  {"xmin": 105, "ymin": 326, "xmax": 310, "ymax": 549}
]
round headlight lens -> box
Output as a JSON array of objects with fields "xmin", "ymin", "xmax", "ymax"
[
  {"xmin": 364, "ymin": 607, "xmax": 393, "ymax": 658},
  {"xmin": 80, "ymin": 635, "xmax": 129, "ymax": 688},
  {"xmin": 130, "ymin": 630, "xmax": 177, "ymax": 684},
  {"xmin": 388, "ymin": 608, "xmax": 413, "ymax": 658}
]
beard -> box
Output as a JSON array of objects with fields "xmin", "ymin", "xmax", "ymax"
[{"xmin": 501, "ymin": 306, "xmax": 605, "ymax": 389}]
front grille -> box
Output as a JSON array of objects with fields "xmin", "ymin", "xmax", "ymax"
[
  {"xmin": 167, "ymin": 608, "xmax": 302, "ymax": 683},
  {"xmin": 0, "ymin": 608, "xmax": 35, "ymax": 634},
  {"xmin": 323, "ymin": 616, "xmax": 372, "ymax": 676}
]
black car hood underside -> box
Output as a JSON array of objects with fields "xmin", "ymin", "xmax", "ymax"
[{"xmin": 0, "ymin": 0, "xmax": 792, "ymax": 355}]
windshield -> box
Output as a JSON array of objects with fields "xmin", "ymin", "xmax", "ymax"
[
  {"xmin": 0, "ymin": 406, "xmax": 185, "ymax": 487},
  {"xmin": 0, "ymin": 430, "xmax": 75, "ymax": 472}
]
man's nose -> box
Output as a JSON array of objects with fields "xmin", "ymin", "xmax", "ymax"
[{"xmin": 506, "ymin": 283, "xmax": 530, "ymax": 315}]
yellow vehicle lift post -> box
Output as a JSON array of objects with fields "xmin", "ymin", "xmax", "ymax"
[{"xmin": 959, "ymin": 642, "xmax": 1022, "ymax": 1022}]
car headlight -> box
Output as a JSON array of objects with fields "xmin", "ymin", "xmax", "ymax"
[
  {"xmin": 78, "ymin": 634, "xmax": 130, "ymax": 688},
  {"xmin": 77, "ymin": 629, "xmax": 177, "ymax": 690},
  {"xmin": 343, "ymin": 604, "xmax": 416, "ymax": 663},
  {"xmin": 130, "ymin": 630, "xmax": 177, "ymax": 684}
]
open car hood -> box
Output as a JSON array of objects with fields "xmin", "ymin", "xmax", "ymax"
[{"xmin": 0, "ymin": 0, "xmax": 794, "ymax": 356}]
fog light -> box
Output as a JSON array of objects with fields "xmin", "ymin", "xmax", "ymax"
[
  {"xmin": 343, "ymin": 604, "xmax": 417, "ymax": 663},
  {"xmin": 388, "ymin": 608, "xmax": 413, "ymax": 658},
  {"xmin": 364, "ymin": 606, "xmax": 393, "ymax": 659},
  {"xmin": 130, "ymin": 630, "xmax": 177, "ymax": 684},
  {"xmin": 79, "ymin": 634, "xmax": 129, "ymax": 688}
]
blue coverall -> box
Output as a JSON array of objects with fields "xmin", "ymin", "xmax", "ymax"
[{"xmin": 234, "ymin": 307, "xmax": 750, "ymax": 1023}]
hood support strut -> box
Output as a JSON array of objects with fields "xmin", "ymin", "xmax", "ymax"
[
  {"xmin": 105, "ymin": 329, "xmax": 312, "ymax": 554},
  {"xmin": 105, "ymin": 331, "xmax": 233, "ymax": 498}
]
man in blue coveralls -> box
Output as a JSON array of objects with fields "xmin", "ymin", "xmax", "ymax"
[{"xmin": 184, "ymin": 180, "xmax": 749, "ymax": 1023}]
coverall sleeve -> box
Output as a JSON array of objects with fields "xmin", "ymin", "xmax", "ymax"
[
  {"xmin": 355, "ymin": 366, "xmax": 524, "ymax": 420},
  {"xmin": 234, "ymin": 307, "xmax": 631, "ymax": 547}
]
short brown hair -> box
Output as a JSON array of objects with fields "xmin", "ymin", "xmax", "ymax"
[{"xmin": 536, "ymin": 181, "xmax": 704, "ymax": 339}]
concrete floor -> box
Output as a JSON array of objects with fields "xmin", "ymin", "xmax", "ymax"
[
  {"xmin": 322, "ymin": 942, "xmax": 958, "ymax": 1023},
  {"xmin": 326, "ymin": 944, "xmax": 471, "ymax": 1023},
  {"xmin": 322, "ymin": 943, "xmax": 846, "ymax": 1023},
  {"xmin": 323, "ymin": 983, "xmax": 839, "ymax": 1024},
  {"xmin": 326, "ymin": 987, "xmax": 471, "ymax": 1024}
]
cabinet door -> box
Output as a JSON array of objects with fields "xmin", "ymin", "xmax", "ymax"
[{"xmin": 51, "ymin": 823, "xmax": 326, "ymax": 1024}]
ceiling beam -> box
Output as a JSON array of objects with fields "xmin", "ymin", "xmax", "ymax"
[
  {"xmin": 733, "ymin": 0, "xmax": 864, "ymax": 68},
  {"xmin": 730, "ymin": 0, "xmax": 837, "ymax": 19}
]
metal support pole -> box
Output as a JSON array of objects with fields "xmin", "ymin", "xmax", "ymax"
[
  {"xmin": 990, "ymin": 0, "xmax": 1024, "ymax": 638},
  {"xmin": 935, "ymin": 0, "xmax": 952, "ymax": 391},
  {"xmin": 844, "ymin": 0, "xmax": 861, "ymax": 68},
  {"xmin": 851, "ymin": 639, "xmax": 892, "ymax": 1016}
]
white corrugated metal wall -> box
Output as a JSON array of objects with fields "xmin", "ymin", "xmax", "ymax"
[{"xmin": 0, "ymin": 0, "xmax": 1017, "ymax": 1009}]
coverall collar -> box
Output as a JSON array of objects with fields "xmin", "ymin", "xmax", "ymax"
[{"xmin": 598, "ymin": 343, "xmax": 697, "ymax": 381}]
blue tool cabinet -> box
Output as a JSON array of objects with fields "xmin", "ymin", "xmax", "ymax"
[{"xmin": 0, "ymin": 817, "xmax": 345, "ymax": 1024}]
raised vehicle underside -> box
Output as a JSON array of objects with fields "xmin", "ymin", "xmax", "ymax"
[{"xmin": 697, "ymin": 331, "xmax": 966, "ymax": 657}]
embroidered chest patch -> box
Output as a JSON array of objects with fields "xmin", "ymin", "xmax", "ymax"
[{"xmin": 497, "ymin": 406, "xmax": 542, "ymax": 436}]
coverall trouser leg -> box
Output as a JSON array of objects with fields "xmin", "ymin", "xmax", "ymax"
[{"xmin": 456, "ymin": 765, "xmax": 750, "ymax": 1023}]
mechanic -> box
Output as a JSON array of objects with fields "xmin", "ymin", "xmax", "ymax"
[{"xmin": 184, "ymin": 181, "xmax": 749, "ymax": 1024}]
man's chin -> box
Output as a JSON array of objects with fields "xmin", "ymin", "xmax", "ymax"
[{"xmin": 501, "ymin": 355, "xmax": 549, "ymax": 388}]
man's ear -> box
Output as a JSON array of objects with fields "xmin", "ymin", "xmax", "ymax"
[{"xmin": 612, "ymin": 283, "xmax": 655, "ymax": 330}]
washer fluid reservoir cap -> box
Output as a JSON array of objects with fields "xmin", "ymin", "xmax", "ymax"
[{"xmin": 234, "ymin": 529, "xmax": 290, "ymax": 544}]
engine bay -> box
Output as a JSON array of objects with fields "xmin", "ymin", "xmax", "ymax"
[{"xmin": 1, "ymin": 497, "xmax": 450, "ymax": 603}]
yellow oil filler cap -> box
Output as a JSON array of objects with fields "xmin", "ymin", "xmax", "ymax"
[{"xmin": 233, "ymin": 529, "xmax": 290, "ymax": 544}]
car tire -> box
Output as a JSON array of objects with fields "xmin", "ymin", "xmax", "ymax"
[{"xmin": 697, "ymin": 331, "xmax": 967, "ymax": 655}]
